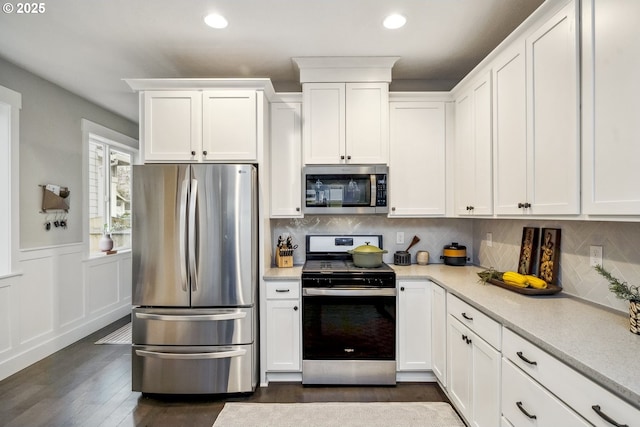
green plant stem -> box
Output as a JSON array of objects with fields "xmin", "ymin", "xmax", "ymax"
[{"xmin": 594, "ymin": 264, "xmax": 640, "ymax": 302}]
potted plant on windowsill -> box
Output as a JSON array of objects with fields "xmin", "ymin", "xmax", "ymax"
[{"xmin": 594, "ymin": 264, "xmax": 640, "ymax": 335}]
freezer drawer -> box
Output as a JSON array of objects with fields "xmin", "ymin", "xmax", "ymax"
[
  {"xmin": 132, "ymin": 344, "xmax": 255, "ymax": 394},
  {"xmin": 132, "ymin": 307, "xmax": 253, "ymax": 346}
]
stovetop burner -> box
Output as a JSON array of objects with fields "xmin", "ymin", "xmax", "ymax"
[{"xmin": 302, "ymin": 259, "xmax": 394, "ymax": 274}]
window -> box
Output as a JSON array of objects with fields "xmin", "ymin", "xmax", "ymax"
[{"xmin": 82, "ymin": 120, "xmax": 138, "ymax": 255}]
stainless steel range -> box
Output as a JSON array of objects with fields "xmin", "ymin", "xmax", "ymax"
[{"xmin": 301, "ymin": 235, "xmax": 397, "ymax": 385}]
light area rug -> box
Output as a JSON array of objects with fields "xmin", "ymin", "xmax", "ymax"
[
  {"xmin": 213, "ymin": 402, "xmax": 465, "ymax": 427},
  {"xmin": 94, "ymin": 322, "xmax": 131, "ymax": 344}
]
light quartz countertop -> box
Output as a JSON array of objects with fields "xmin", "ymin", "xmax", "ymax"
[{"xmin": 264, "ymin": 263, "xmax": 640, "ymax": 408}]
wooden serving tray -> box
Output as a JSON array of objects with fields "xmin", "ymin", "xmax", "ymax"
[{"xmin": 488, "ymin": 278, "xmax": 562, "ymax": 296}]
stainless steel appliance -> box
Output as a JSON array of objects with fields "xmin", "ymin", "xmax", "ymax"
[
  {"xmin": 301, "ymin": 235, "xmax": 397, "ymax": 385},
  {"xmin": 131, "ymin": 164, "xmax": 257, "ymax": 394},
  {"xmin": 303, "ymin": 165, "xmax": 388, "ymax": 214}
]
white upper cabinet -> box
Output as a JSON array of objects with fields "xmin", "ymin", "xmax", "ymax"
[
  {"xmin": 454, "ymin": 72, "xmax": 493, "ymax": 216},
  {"xmin": 303, "ymin": 82, "xmax": 389, "ymax": 165},
  {"xmin": 389, "ymin": 101, "xmax": 447, "ymax": 217},
  {"xmin": 270, "ymin": 102, "xmax": 303, "ymax": 217},
  {"xmin": 143, "ymin": 91, "xmax": 202, "ymax": 162},
  {"xmin": 126, "ymin": 79, "xmax": 273, "ymax": 163},
  {"xmin": 493, "ymin": 1, "xmax": 579, "ymax": 215},
  {"xmin": 582, "ymin": 0, "xmax": 640, "ymax": 215},
  {"xmin": 202, "ymin": 90, "xmax": 257, "ymax": 161},
  {"xmin": 526, "ymin": 1, "xmax": 580, "ymax": 215}
]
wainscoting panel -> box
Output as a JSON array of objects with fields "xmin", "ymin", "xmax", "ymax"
[
  {"xmin": 86, "ymin": 256, "xmax": 120, "ymax": 315},
  {"xmin": 58, "ymin": 249, "xmax": 84, "ymax": 327},
  {"xmin": 0, "ymin": 281, "xmax": 12, "ymax": 354},
  {"xmin": 19, "ymin": 255, "xmax": 54, "ymax": 345}
]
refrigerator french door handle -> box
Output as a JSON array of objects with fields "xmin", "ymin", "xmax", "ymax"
[
  {"xmin": 179, "ymin": 178, "xmax": 190, "ymax": 292},
  {"xmin": 135, "ymin": 348, "xmax": 247, "ymax": 360},
  {"xmin": 188, "ymin": 178, "xmax": 198, "ymax": 292},
  {"xmin": 135, "ymin": 311, "xmax": 248, "ymax": 321}
]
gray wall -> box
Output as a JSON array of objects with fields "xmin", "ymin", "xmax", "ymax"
[{"xmin": 0, "ymin": 57, "xmax": 138, "ymax": 249}]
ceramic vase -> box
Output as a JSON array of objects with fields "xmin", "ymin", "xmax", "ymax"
[{"xmin": 99, "ymin": 233, "xmax": 114, "ymax": 252}]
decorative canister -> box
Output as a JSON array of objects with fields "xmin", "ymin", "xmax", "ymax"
[
  {"xmin": 99, "ymin": 233, "xmax": 114, "ymax": 252},
  {"xmin": 416, "ymin": 251, "xmax": 430, "ymax": 265},
  {"xmin": 630, "ymin": 300, "xmax": 640, "ymax": 335}
]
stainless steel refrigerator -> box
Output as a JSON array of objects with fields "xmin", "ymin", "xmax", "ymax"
[{"xmin": 131, "ymin": 163, "xmax": 257, "ymax": 394}]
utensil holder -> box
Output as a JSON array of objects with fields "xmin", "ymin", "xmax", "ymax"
[{"xmin": 394, "ymin": 251, "xmax": 411, "ymax": 266}]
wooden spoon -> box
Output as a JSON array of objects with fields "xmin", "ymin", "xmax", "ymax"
[{"xmin": 405, "ymin": 235, "xmax": 420, "ymax": 252}]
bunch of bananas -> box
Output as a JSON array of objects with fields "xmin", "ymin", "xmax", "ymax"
[{"xmin": 502, "ymin": 271, "xmax": 547, "ymax": 289}]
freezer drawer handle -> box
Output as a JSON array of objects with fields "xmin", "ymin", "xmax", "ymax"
[
  {"xmin": 135, "ymin": 311, "xmax": 248, "ymax": 321},
  {"xmin": 135, "ymin": 348, "xmax": 247, "ymax": 360}
]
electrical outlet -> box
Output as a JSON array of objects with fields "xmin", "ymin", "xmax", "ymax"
[
  {"xmin": 590, "ymin": 245, "xmax": 603, "ymax": 267},
  {"xmin": 486, "ymin": 232, "xmax": 493, "ymax": 248},
  {"xmin": 396, "ymin": 232, "xmax": 405, "ymax": 245}
]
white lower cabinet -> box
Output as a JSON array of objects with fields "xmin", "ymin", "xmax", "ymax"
[
  {"xmin": 397, "ymin": 280, "xmax": 432, "ymax": 371},
  {"xmin": 503, "ymin": 328, "xmax": 640, "ymax": 427},
  {"xmin": 265, "ymin": 280, "xmax": 301, "ymax": 372},
  {"xmin": 502, "ymin": 359, "xmax": 590, "ymax": 427},
  {"xmin": 430, "ymin": 283, "xmax": 447, "ymax": 385},
  {"xmin": 446, "ymin": 295, "xmax": 501, "ymax": 427}
]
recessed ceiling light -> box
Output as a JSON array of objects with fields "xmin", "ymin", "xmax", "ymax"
[
  {"xmin": 204, "ymin": 13, "xmax": 228, "ymax": 29},
  {"xmin": 383, "ymin": 14, "xmax": 406, "ymax": 29}
]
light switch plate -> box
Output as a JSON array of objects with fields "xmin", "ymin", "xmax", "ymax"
[
  {"xmin": 590, "ymin": 245, "xmax": 603, "ymax": 267},
  {"xmin": 396, "ymin": 232, "xmax": 405, "ymax": 245}
]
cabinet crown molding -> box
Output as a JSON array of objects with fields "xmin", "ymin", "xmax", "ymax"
[
  {"xmin": 123, "ymin": 78, "xmax": 276, "ymax": 99},
  {"xmin": 292, "ymin": 56, "xmax": 399, "ymax": 83}
]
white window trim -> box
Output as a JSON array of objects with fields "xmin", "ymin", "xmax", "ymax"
[
  {"xmin": 81, "ymin": 119, "xmax": 138, "ymax": 257},
  {"xmin": 0, "ymin": 85, "xmax": 21, "ymax": 276}
]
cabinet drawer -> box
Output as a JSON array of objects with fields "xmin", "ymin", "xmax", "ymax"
[
  {"xmin": 502, "ymin": 359, "xmax": 590, "ymax": 427},
  {"xmin": 447, "ymin": 294, "xmax": 501, "ymax": 350},
  {"xmin": 503, "ymin": 328, "xmax": 640, "ymax": 427},
  {"xmin": 266, "ymin": 280, "xmax": 300, "ymax": 299}
]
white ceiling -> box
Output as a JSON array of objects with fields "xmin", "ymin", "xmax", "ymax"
[{"xmin": 0, "ymin": 0, "xmax": 544, "ymax": 123}]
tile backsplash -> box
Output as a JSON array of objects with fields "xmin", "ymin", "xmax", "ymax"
[{"xmin": 271, "ymin": 216, "xmax": 640, "ymax": 314}]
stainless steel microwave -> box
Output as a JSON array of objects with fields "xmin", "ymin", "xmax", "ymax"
[{"xmin": 303, "ymin": 165, "xmax": 388, "ymax": 214}]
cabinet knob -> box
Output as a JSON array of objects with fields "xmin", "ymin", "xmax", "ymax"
[
  {"xmin": 191, "ymin": 151, "xmax": 196, "ymax": 156},
  {"xmin": 203, "ymin": 150, "xmax": 208, "ymax": 156},
  {"xmin": 340, "ymin": 155, "xmax": 345, "ymax": 160},
  {"xmin": 391, "ymin": 207, "xmax": 396, "ymax": 211},
  {"xmin": 347, "ymin": 155, "xmax": 352, "ymax": 160},
  {"xmin": 400, "ymin": 287, "xmax": 405, "ymax": 291},
  {"xmin": 296, "ymin": 207, "xmax": 300, "ymax": 212},
  {"xmin": 518, "ymin": 202, "xmax": 524, "ymax": 208},
  {"xmin": 293, "ymin": 306, "xmax": 299, "ymax": 311},
  {"xmin": 524, "ymin": 202, "xmax": 531, "ymax": 208}
]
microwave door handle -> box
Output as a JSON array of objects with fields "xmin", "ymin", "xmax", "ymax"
[
  {"xmin": 178, "ymin": 178, "xmax": 189, "ymax": 292},
  {"xmin": 370, "ymin": 175, "xmax": 376, "ymax": 207},
  {"xmin": 188, "ymin": 178, "xmax": 198, "ymax": 292}
]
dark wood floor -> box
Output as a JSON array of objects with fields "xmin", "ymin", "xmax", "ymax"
[{"xmin": 0, "ymin": 316, "xmax": 450, "ymax": 427}]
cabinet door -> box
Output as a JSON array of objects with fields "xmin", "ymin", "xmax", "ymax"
[
  {"xmin": 303, "ymin": 83, "xmax": 345, "ymax": 164},
  {"xmin": 502, "ymin": 359, "xmax": 590, "ymax": 427},
  {"xmin": 397, "ymin": 280, "xmax": 432, "ymax": 371},
  {"xmin": 583, "ymin": 0, "xmax": 640, "ymax": 214},
  {"xmin": 346, "ymin": 83, "xmax": 389, "ymax": 164},
  {"xmin": 455, "ymin": 74, "xmax": 493, "ymax": 216},
  {"xmin": 389, "ymin": 102, "xmax": 446, "ymax": 216},
  {"xmin": 527, "ymin": 2, "xmax": 579, "ymax": 215},
  {"xmin": 143, "ymin": 91, "xmax": 201, "ymax": 162},
  {"xmin": 270, "ymin": 102, "xmax": 303, "ymax": 217},
  {"xmin": 447, "ymin": 316, "xmax": 472, "ymax": 419},
  {"xmin": 493, "ymin": 46, "xmax": 527, "ymax": 215},
  {"xmin": 431, "ymin": 283, "xmax": 447, "ymax": 385},
  {"xmin": 470, "ymin": 332, "xmax": 501, "ymax": 427},
  {"xmin": 266, "ymin": 299, "xmax": 301, "ymax": 372},
  {"xmin": 202, "ymin": 90, "xmax": 257, "ymax": 161}
]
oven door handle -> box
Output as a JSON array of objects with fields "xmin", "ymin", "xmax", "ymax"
[{"xmin": 303, "ymin": 288, "xmax": 397, "ymax": 297}]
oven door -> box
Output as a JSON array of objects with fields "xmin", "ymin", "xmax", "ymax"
[{"xmin": 302, "ymin": 288, "xmax": 396, "ymax": 361}]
